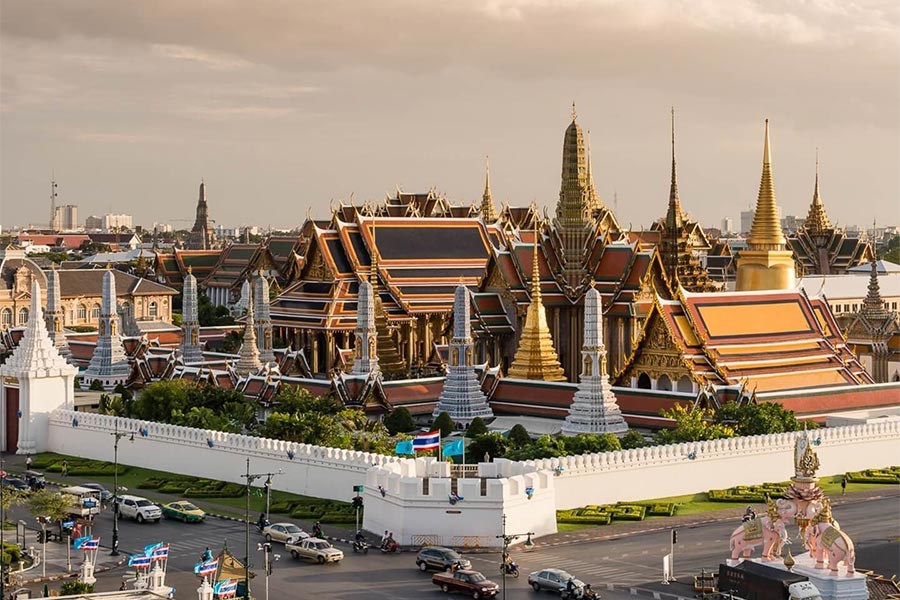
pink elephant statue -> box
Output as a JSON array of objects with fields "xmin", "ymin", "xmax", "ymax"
[
  {"xmin": 803, "ymin": 501, "xmax": 856, "ymax": 575},
  {"xmin": 729, "ymin": 515, "xmax": 787, "ymax": 561}
]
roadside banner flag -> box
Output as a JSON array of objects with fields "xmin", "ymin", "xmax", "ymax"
[
  {"xmin": 194, "ymin": 558, "xmax": 218, "ymax": 577},
  {"xmin": 213, "ymin": 579, "xmax": 237, "ymax": 598},
  {"xmin": 72, "ymin": 535, "xmax": 91, "ymax": 550},
  {"xmin": 393, "ymin": 440, "xmax": 414, "ymax": 455},
  {"xmin": 413, "ymin": 430, "xmax": 441, "ymax": 452},
  {"xmin": 81, "ymin": 537, "xmax": 100, "ymax": 551},
  {"xmin": 143, "ymin": 542, "xmax": 164, "ymax": 556},
  {"xmin": 128, "ymin": 554, "xmax": 152, "ymax": 569},
  {"xmin": 442, "ymin": 439, "xmax": 464, "ymax": 457},
  {"xmin": 151, "ymin": 545, "xmax": 170, "ymax": 561}
]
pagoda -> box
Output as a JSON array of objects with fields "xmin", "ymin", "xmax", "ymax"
[
  {"xmin": 187, "ymin": 180, "xmax": 217, "ymax": 250},
  {"xmin": 44, "ymin": 264, "xmax": 71, "ymax": 361},
  {"xmin": 82, "ymin": 268, "xmax": 133, "ymax": 390},
  {"xmin": 234, "ymin": 288, "xmax": 263, "ymax": 377},
  {"xmin": 253, "ymin": 272, "xmax": 276, "ymax": 365},
  {"xmin": 840, "ymin": 260, "xmax": 900, "ymax": 382},
  {"xmin": 350, "ymin": 277, "xmax": 379, "ymax": 376},
  {"xmin": 181, "ymin": 267, "xmax": 204, "ymax": 364}
]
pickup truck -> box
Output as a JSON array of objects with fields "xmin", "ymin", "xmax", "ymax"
[
  {"xmin": 286, "ymin": 538, "xmax": 344, "ymax": 564},
  {"xmin": 116, "ymin": 495, "xmax": 162, "ymax": 523},
  {"xmin": 432, "ymin": 570, "xmax": 500, "ymax": 598}
]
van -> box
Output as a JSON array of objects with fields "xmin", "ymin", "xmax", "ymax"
[{"xmin": 60, "ymin": 485, "xmax": 103, "ymax": 518}]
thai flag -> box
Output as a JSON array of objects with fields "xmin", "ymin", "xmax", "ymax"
[
  {"xmin": 72, "ymin": 535, "xmax": 92, "ymax": 550},
  {"xmin": 194, "ymin": 558, "xmax": 218, "ymax": 577},
  {"xmin": 413, "ymin": 430, "xmax": 441, "ymax": 451},
  {"xmin": 143, "ymin": 542, "xmax": 164, "ymax": 556},
  {"xmin": 151, "ymin": 545, "xmax": 169, "ymax": 561},
  {"xmin": 128, "ymin": 554, "xmax": 152, "ymax": 569},
  {"xmin": 81, "ymin": 538, "xmax": 100, "ymax": 551},
  {"xmin": 213, "ymin": 579, "xmax": 238, "ymax": 598}
]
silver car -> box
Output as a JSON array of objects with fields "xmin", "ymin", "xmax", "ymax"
[
  {"xmin": 528, "ymin": 568, "xmax": 584, "ymax": 594},
  {"xmin": 262, "ymin": 522, "xmax": 309, "ymax": 544}
]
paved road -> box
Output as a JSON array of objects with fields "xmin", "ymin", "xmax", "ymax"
[{"xmin": 9, "ymin": 488, "xmax": 898, "ymax": 599}]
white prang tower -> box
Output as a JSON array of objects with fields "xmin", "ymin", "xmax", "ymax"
[
  {"xmin": 234, "ymin": 287, "xmax": 263, "ymax": 377},
  {"xmin": 44, "ymin": 265, "xmax": 71, "ymax": 361},
  {"xmin": 0, "ymin": 281, "xmax": 77, "ymax": 454},
  {"xmin": 432, "ymin": 284, "xmax": 493, "ymax": 425},
  {"xmin": 254, "ymin": 272, "xmax": 276, "ymax": 365},
  {"xmin": 351, "ymin": 278, "xmax": 379, "ymax": 376},
  {"xmin": 181, "ymin": 267, "xmax": 204, "ymax": 364},
  {"xmin": 562, "ymin": 285, "xmax": 628, "ymax": 436},
  {"xmin": 82, "ymin": 268, "xmax": 132, "ymax": 390}
]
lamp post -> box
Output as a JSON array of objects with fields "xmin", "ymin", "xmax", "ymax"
[
  {"xmin": 257, "ymin": 542, "xmax": 278, "ymax": 600},
  {"xmin": 495, "ymin": 513, "xmax": 534, "ymax": 600},
  {"xmin": 241, "ymin": 460, "xmax": 282, "ymax": 600},
  {"xmin": 110, "ymin": 418, "xmax": 131, "ymax": 556}
]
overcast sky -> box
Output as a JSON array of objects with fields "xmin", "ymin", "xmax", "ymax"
[{"xmin": 1, "ymin": 0, "xmax": 898, "ymax": 232}]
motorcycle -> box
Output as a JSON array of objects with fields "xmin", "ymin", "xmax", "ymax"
[
  {"xmin": 312, "ymin": 524, "xmax": 323, "ymax": 538},
  {"xmin": 255, "ymin": 520, "xmax": 270, "ymax": 534},
  {"xmin": 560, "ymin": 584, "xmax": 599, "ymax": 600},
  {"xmin": 380, "ymin": 540, "xmax": 400, "ymax": 554},
  {"xmin": 499, "ymin": 561, "xmax": 519, "ymax": 578},
  {"xmin": 353, "ymin": 539, "xmax": 369, "ymax": 554}
]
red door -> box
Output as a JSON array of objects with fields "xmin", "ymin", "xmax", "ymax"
[{"xmin": 4, "ymin": 386, "xmax": 19, "ymax": 453}]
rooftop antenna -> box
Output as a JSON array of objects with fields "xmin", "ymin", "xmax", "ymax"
[{"xmin": 50, "ymin": 175, "xmax": 59, "ymax": 230}]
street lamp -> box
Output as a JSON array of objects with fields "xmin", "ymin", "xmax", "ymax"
[
  {"xmin": 256, "ymin": 542, "xmax": 279, "ymax": 600},
  {"xmin": 495, "ymin": 513, "xmax": 534, "ymax": 600},
  {"xmin": 241, "ymin": 459, "xmax": 282, "ymax": 600},
  {"xmin": 110, "ymin": 418, "xmax": 132, "ymax": 556}
]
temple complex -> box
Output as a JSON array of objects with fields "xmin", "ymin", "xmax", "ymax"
[
  {"xmin": 187, "ymin": 180, "xmax": 218, "ymax": 251},
  {"xmin": 839, "ymin": 261, "xmax": 900, "ymax": 383},
  {"xmin": 736, "ymin": 120, "xmax": 797, "ymax": 292},
  {"xmin": 787, "ymin": 158, "xmax": 874, "ymax": 276},
  {"xmin": 432, "ymin": 283, "xmax": 494, "ymax": 425},
  {"xmin": 82, "ymin": 268, "xmax": 133, "ymax": 390}
]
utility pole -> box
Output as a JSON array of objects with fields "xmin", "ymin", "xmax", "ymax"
[
  {"xmin": 242, "ymin": 460, "xmax": 283, "ymax": 600},
  {"xmin": 110, "ymin": 418, "xmax": 131, "ymax": 556},
  {"xmin": 495, "ymin": 513, "xmax": 534, "ymax": 600}
]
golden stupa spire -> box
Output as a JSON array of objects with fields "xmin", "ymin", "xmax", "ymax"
[
  {"xmin": 369, "ymin": 220, "xmax": 378, "ymax": 287},
  {"xmin": 804, "ymin": 150, "xmax": 832, "ymax": 234},
  {"xmin": 507, "ymin": 222, "xmax": 566, "ymax": 381},
  {"xmin": 666, "ymin": 107, "xmax": 683, "ymax": 231},
  {"xmin": 481, "ymin": 155, "xmax": 497, "ymax": 222},
  {"xmin": 748, "ymin": 119, "xmax": 787, "ymax": 251}
]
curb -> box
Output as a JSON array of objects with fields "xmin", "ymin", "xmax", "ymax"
[{"xmin": 17, "ymin": 557, "xmax": 128, "ymax": 585}]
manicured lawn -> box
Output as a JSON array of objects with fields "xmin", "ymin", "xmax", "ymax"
[{"xmin": 557, "ymin": 523, "xmax": 595, "ymax": 533}]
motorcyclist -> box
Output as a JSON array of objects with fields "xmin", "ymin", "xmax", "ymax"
[
  {"xmin": 566, "ymin": 576, "xmax": 578, "ymax": 598},
  {"xmin": 313, "ymin": 522, "xmax": 323, "ymax": 538},
  {"xmin": 354, "ymin": 530, "xmax": 366, "ymax": 544},
  {"xmin": 380, "ymin": 530, "xmax": 389, "ymax": 549},
  {"xmin": 257, "ymin": 513, "xmax": 268, "ymax": 530}
]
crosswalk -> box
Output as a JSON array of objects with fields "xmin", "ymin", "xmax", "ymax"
[{"xmin": 468, "ymin": 550, "xmax": 657, "ymax": 585}]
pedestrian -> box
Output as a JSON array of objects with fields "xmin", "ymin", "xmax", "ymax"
[
  {"xmin": 119, "ymin": 581, "xmax": 127, "ymax": 591},
  {"xmin": 841, "ymin": 476, "xmax": 847, "ymax": 496},
  {"xmin": 61, "ymin": 460, "xmax": 68, "ymax": 477},
  {"xmin": 25, "ymin": 455, "xmax": 32, "ymax": 470}
]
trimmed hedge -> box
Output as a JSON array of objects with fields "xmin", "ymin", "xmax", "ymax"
[
  {"xmin": 558, "ymin": 501, "xmax": 669, "ymax": 525},
  {"xmin": 844, "ymin": 467, "xmax": 899, "ymax": 485},
  {"xmin": 636, "ymin": 502, "xmax": 678, "ymax": 517},
  {"xmin": 1, "ymin": 542, "xmax": 22, "ymax": 566},
  {"xmin": 708, "ymin": 483, "xmax": 787, "ymax": 503},
  {"xmin": 29, "ymin": 456, "xmax": 128, "ymax": 476}
]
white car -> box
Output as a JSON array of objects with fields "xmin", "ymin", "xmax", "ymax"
[
  {"xmin": 117, "ymin": 495, "xmax": 162, "ymax": 523},
  {"xmin": 262, "ymin": 522, "xmax": 309, "ymax": 544}
]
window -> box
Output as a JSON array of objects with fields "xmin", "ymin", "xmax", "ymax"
[
  {"xmin": 657, "ymin": 374, "xmax": 672, "ymax": 391},
  {"xmin": 91, "ymin": 304, "xmax": 101, "ymax": 320},
  {"xmin": 1, "ymin": 309, "xmax": 11, "ymax": 327},
  {"xmin": 637, "ymin": 373, "xmax": 652, "ymax": 389},
  {"xmin": 18, "ymin": 307, "xmax": 28, "ymax": 325},
  {"xmin": 677, "ymin": 376, "xmax": 693, "ymax": 393},
  {"xmin": 77, "ymin": 304, "xmax": 87, "ymax": 321},
  {"xmin": 149, "ymin": 301, "xmax": 158, "ymax": 318}
]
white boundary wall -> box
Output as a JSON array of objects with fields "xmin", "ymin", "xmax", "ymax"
[
  {"xmin": 515, "ymin": 420, "xmax": 900, "ymax": 510},
  {"xmin": 48, "ymin": 409, "xmax": 400, "ymax": 501}
]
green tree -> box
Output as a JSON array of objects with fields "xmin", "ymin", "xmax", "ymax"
[
  {"xmin": 60, "ymin": 581, "xmax": 95, "ymax": 594},
  {"xmin": 467, "ymin": 433, "xmax": 509, "ymax": 462},
  {"xmin": 715, "ymin": 401, "xmax": 805, "ymax": 436},
  {"xmin": 655, "ymin": 404, "xmax": 734, "ymax": 444},
  {"xmin": 113, "ymin": 383, "xmax": 134, "ymax": 402},
  {"xmin": 88, "ymin": 379, "xmax": 105, "ymax": 391},
  {"xmin": 620, "ymin": 429, "xmax": 647, "ymax": 449},
  {"xmin": 383, "ymin": 407, "xmax": 415, "ymax": 435},
  {"xmin": 466, "ymin": 417, "xmax": 489, "ymax": 438},
  {"xmin": 28, "ymin": 490, "xmax": 71, "ymax": 540},
  {"xmin": 98, "ymin": 394, "xmax": 126, "ymax": 417},
  {"xmin": 507, "ymin": 424, "xmax": 532, "ymax": 448},
  {"xmin": 879, "ymin": 234, "xmax": 899, "ymax": 263},
  {"xmin": 432, "ymin": 412, "xmax": 456, "ymax": 437},
  {"xmin": 130, "ymin": 380, "xmax": 192, "ymax": 422},
  {"xmin": 273, "ymin": 386, "xmax": 338, "ymax": 416},
  {"xmin": 561, "ymin": 433, "xmax": 622, "ymax": 455}
]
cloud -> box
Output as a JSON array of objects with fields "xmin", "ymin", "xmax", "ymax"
[{"xmin": 150, "ymin": 44, "xmax": 250, "ymax": 70}]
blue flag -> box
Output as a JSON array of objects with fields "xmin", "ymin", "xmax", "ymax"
[
  {"xmin": 442, "ymin": 439, "xmax": 464, "ymax": 457},
  {"xmin": 143, "ymin": 542, "xmax": 163, "ymax": 557},
  {"xmin": 72, "ymin": 535, "xmax": 91, "ymax": 550},
  {"xmin": 394, "ymin": 440, "xmax": 414, "ymax": 455}
]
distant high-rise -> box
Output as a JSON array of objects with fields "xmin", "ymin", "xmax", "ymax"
[
  {"xmin": 187, "ymin": 181, "xmax": 217, "ymax": 250},
  {"xmin": 721, "ymin": 217, "xmax": 734, "ymax": 235}
]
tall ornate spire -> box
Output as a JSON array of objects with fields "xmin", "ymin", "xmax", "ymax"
[
  {"xmin": 181, "ymin": 267, "xmax": 203, "ymax": 364},
  {"xmin": 748, "ymin": 120, "xmax": 787, "ymax": 251},
  {"xmin": 351, "ymin": 276, "xmax": 379, "ymax": 376},
  {"xmin": 665, "ymin": 107, "xmax": 683, "ymax": 232},
  {"xmin": 254, "ymin": 272, "xmax": 275, "ymax": 365},
  {"xmin": 189, "ymin": 180, "xmax": 217, "ymax": 250},
  {"xmin": 480, "ymin": 156, "xmax": 497, "ymax": 222},
  {"xmin": 234, "ymin": 287, "xmax": 262, "ymax": 377},
  {"xmin": 585, "ymin": 131, "xmax": 602, "ymax": 212},
  {"xmin": 366, "ymin": 221, "xmax": 407, "ymax": 376},
  {"xmin": 44, "ymin": 264, "xmax": 71, "ymax": 361},
  {"xmin": 83, "ymin": 268, "xmax": 132, "ymax": 390},
  {"xmin": 804, "ymin": 152, "xmax": 832, "ymax": 235},
  {"xmin": 553, "ymin": 106, "xmax": 592, "ymax": 288},
  {"xmin": 562, "ymin": 285, "xmax": 627, "ymax": 436},
  {"xmin": 508, "ymin": 224, "xmax": 566, "ymax": 381},
  {"xmin": 736, "ymin": 120, "xmax": 796, "ymax": 291},
  {"xmin": 862, "ymin": 260, "xmax": 889, "ymax": 319},
  {"xmin": 433, "ymin": 283, "xmax": 493, "ymax": 423}
]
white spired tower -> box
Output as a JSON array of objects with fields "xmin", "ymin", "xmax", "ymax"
[
  {"xmin": 44, "ymin": 264, "xmax": 71, "ymax": 361},
  {"xmin": 180, "ymin": 267, "xmax": 204, "ymax": 364},
  {"xmin": 82, "ymin": 268, "xmax": 132, "ymax": 390},
  {"xmin": 254, "ymin": 272, "xmax": 276, "ymax": 365},
  {"xmin": 351, "ymin": 278, "xmax": 379, "ymax": 376},
  {"xmin": 432, "ymin": 284, "xmax": 493, "ymax": 425},
  {"xmin": 234, "ymin": 287, "xmax": 263, "ymax": 377},
  {"xmin": 561, "ymin": 285, "xmax": 628, "ymax": 436},
  {"xmin": 0, "ymin": 281, "xmax": 77, "ymax": 454}
]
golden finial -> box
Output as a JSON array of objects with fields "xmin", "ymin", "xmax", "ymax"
[
  {"xmin": 805, "ymin": 148, "xmax": 831, "ymax": 233},
  {"xmin": 784, "ymin": 549, "xmax": 795, "ymax": 571},
  {"xmin": 747, "ymin": 119, "xmax": 786, "ymax": 251},
  {"xmin": 571, "ymin": 101, "xmax": 577, "ymax": 121}
]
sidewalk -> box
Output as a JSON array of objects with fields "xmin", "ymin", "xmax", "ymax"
[{"xmin": 10, "ymin": 538, "xmax": 126, "ymax": 586}]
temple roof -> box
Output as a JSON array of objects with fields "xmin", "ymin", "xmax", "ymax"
[
  {"xmin": 57, "ymin": 269, "xmax": 176, "ymax": 298},
  {"xmin": 203, "ymin": 243, "xmax": 259, "ymax": 289},
  {"xmin": 154, "ymin": 249, "xmax": 222, "ymax": 285}
]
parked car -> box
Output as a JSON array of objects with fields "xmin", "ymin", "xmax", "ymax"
[
  {"xmin": 116, "ymin": 495, "xmax": 162, "ymax": 523},
  {"xmin": 286, "ymin": 538, "xmax": 343, "ymax": 564},
  {"xmin": 161, "ymin": 501, "xmax": 206, "ymax": 523},
  {"xmin": 432, "ymin": 569, "xmax": 500, "ymax": 598},
  {"xmin": 80, "ymin": 483, "xmax": 114, "ymax": 503},
  {"xmin": 528, "ymin": 568, "xmax": 585, "ymax": 594},
  {"xmin": 262, "ymin": 522, "xmax": 308, "ymax": 544},
  {"xmin": 1, "ymin": 477, "xmax": 30, "ymax": 493},
  {"xmin": 417, "ymin": 547, "xmax": 472, "ymax": 572}
]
